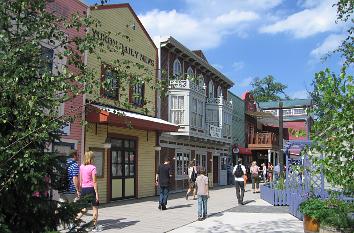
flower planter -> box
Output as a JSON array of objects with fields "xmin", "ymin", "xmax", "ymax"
[
  {"xmin": 319, "ymin": 225, "xmax": 353, "ymax": 233},
  {"xmin": 303, "ymin": 215, "xmax": 319, "ymax": 233}
]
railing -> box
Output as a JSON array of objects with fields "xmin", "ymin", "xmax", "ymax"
[
  {"xmin": 248, "ymin": 132, "xmax": 278, "ymax": 146},
  {"xmin": 169, "ymin": 80, "xmax": 205, "ymax": 94},
  {"xmin": 206, "ymin": 97, "xmax": 233, "ymax": 110}
]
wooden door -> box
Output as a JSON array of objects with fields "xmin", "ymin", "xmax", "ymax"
[{"xmin": 213, "ymin": 156, "xmax": 219, "ymax": 184}]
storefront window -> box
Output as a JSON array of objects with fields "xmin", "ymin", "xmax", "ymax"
[
  {"xmin": 176, "ymin": 151, "xmax": 190, "ymax": 177},
  {"xmin": 196, "ymin": 153, "xmax": 207, "ymax": 170}
]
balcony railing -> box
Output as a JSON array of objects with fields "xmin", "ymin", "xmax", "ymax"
[
  {"xmin": 248, "ymin": 132, "xmax": 278, "ymax": 149},
  {"xmin": 169, "ymin": 80, "xmax": 205, "ymax": 94},
  {"xmin": 206, "ymin": 96, "xmax": 233, "ymax": 111}
]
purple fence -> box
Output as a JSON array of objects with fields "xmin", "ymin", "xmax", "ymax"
[{"xmin": 260, "ymin": 182, "xmax": 288, "ymax": 206}]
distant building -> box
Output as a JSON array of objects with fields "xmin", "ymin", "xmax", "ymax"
[
  {"xmin": 158, "ymin": 36, "xmax": 234, "ymax": 189},
  {"xmin": 258, "ymin": 99, "xmax": 313, "ymax": 141}
]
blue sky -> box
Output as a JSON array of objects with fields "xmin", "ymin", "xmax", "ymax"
[{"xmin": 85, "ymin": 0, "xmax": 348, "ymax": 98}]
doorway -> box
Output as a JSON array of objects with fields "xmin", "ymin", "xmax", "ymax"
[
  {"xmin": 213, "ymin": 156, "xmax": 219, "ymax": 184},
  {"xmin": 110, "ymin": 139, "xmax": 136, "ymax": 200}
]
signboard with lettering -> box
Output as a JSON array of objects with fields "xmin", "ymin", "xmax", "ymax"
[{"xmin": 209, "ymin": 124, "xmax": 222, "ymax": 138}]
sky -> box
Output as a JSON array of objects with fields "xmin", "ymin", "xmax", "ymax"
[{"xmin": 85, "ymin": 0, "xmax": 349, "ymax": 98}]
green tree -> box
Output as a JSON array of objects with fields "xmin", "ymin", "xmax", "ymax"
[
  {"xmin": 0, "ymin": 0, "xmax": 157, "ymax": 232},
  {"xmin": 309, "ymin": 1, "xmax": 353, "ymax": 193},
  {"xmin": 250, "ymin": 75, "xmax": 290, "ymax": 102}
]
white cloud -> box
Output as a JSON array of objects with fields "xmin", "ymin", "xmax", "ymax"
[
  {"xmin": 232, "ymin": 61, "xmax": 245, "ymax": 71},
  {"xmin": 239, "ymin": 77, "xmax": 253, "ymax": 87},
  {"xmin": 139, "ymin": 0, "xmax": 282, "ymax": 50},
  {"xmin": 260, "ymin": 0, "xmax": 341, "ymax": 38},
  {"xmin": 290, "ymin": 90, "xmax": 309, "ymax": 99},
  {"xmin": 310, "ymin": 33, "xmax": 345, "ymax": 59}
]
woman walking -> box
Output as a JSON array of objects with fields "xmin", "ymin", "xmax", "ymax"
[
  {"xmin": 186, "ymin": 161, "xmax": 197, "ymax": 200},
  {"xmin": 80, "ymin": 151, "xmax": 101, "ymax": 232},
  {"xmin": 250, "ymin": 161, "xmax": 260, "ymax": 193},
  {"xmin": 267, "ymin": 162, "xmax": 274, "ymax": 182}
]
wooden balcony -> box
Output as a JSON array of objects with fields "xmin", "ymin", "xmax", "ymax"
[{"xmin": 248, "ymin": 132, "xmax": 279, "ymax": 150}]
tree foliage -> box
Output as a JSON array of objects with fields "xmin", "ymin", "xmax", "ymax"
[
  {"xmin": 309, "ymin": 1, "xmax": 354, "ymax": 194},
  {"xmin": 250, "ymin": 75, "xmax": 290, "ymax": 102},
  {"xmin": 0, "ymin": 0, "xmax": 157, "ymax": 232}
]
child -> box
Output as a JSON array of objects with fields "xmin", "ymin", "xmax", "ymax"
[{"xmin": 195, "ymin": 166, "xmax": 209, "ymax": 221}]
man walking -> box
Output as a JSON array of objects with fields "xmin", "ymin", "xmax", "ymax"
[
  {"xmin": 233, "ymin": 158, "xmax": 246, "ymax": 205},
  {"xmin": 156, "ymin": 158, "xmax": 172, "ymax": 210},
  {"xmin": 63, "ymin": 150, "xmax": 80, "ymax": 202}
]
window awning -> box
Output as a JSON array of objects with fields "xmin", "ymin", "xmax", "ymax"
[{"xmin": 86, "ymin": 104, "xmax": 179, "ymax": 132}]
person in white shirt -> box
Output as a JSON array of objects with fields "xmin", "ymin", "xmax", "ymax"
[{"xmin": 232, "ymin": 158, "xmax": 246, "ymax": 205}]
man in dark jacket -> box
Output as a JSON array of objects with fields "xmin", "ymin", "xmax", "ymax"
[{"xmin": 156, "ymin": 158, "xmax": 172, "ymax": 210}]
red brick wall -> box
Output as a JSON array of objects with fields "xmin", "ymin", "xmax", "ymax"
[{"xmin": 47, "ymin": 0, "xmax": 87, "ymax": 156}]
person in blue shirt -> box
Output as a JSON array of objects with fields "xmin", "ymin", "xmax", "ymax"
[{"xmin": 63, "ymin": 150, "xmax": 80, "ymax": 202}]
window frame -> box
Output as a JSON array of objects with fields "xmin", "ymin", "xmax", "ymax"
[
  {"xmin": 130, "ymin": 81, "xmax": 145, "ymax": 107},
  {"xmin": 100, "ymin": 63, "xmax": 120, "ymax": 100},
  {"xmin": 175, "ymin": 150, "xmax": 190, "ymax": 179},
  {"xmin": 208, "ymin": 80, "xmax": 214, "ymax": 98},
  {"xmin": 170, "ymin": 95, "xmax": 185, "ymax": 125},
  {"xmin": 173, "ymin": 59, "xmax": 182, "ymax": 78}
]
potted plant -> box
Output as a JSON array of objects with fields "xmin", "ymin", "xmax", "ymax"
[{"xmin": 299, "ymin": 198, "xmax": 326, "ymax": 233}]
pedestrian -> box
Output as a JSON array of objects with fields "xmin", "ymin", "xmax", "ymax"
[
  {"xmin": 250, "ymin": 161, "xmax": 260, "ymax": 193},
  {"xmin": 79, "ymin": 151, "xmax": 101, "ymax": 232},
  {"xmin": 62, "ymin": 150, "xmax": 80, "ymax": 203},
  {"xmin": 195, "ymin": 166, "xmax": 209, "ymax": 221},
  {"xmin": 261, "ymin": 163, "xmax": 267, "ymax": 182},
  {"xmin": 233, "ymin": 158, "xmax": 246, "ymax": 205},
  {"xmin": 244, "ymin": 164, "xmax": 248, "ymax": 192},
  {"xmin": 267, "ymin": 162, "xmax": 273, "ymax": 182},
  {"xmin": 186, "ymin": 161, "xmax": 197, "ymax": 200},
  {"xmin": 156, "ymin": 158, "xmax": 172, "ymax": 210}
]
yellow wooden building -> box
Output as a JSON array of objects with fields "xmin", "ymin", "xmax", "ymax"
[{"xmin": 85, "ymin": 4, "xmax": 178, "ymax": 203}]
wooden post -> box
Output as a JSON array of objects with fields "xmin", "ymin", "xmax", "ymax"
[{"xmin": 279, "ymin": 101, "xmax": 284, "ymax": 176}]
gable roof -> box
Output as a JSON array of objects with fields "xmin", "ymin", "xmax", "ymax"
[{"xmin": 89, "ymin": 3, "xmax": 157, "ymax": 51}]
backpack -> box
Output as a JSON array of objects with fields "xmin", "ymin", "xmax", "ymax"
[
  {"xmin": 191, "ymin": 167, "xmax": 197, "ymax": 182},
  {"xmin": 234, "ymin": 165, "xmax": 243, "ymax": 178}
]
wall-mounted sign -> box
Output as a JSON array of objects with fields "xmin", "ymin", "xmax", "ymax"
[
  {"xmin": 209, "ymin": 124, "xmax": 222, "ymax": 138},
  {"xmin": 92, "ymin": 29, "xmax": 155, "ymax": 67}
]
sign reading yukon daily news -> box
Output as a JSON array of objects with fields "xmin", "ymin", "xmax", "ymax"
[{"xmin": 92, "ymin": 29, "xmax": 155, "ymax": 67}]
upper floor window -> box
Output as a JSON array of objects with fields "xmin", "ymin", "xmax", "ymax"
[
  {"xmin": 171, "ymin": 96, "xmax": 184, "ymax": 124},
  {"xmin": 173, "ymin": 59, "xmax": 182, "ymax": 78},
  {"xmin": 41, "ymin": 46, "xmax": 54, "ymax": 74},
  {"xmin": 217, "ymin": 86, "xmax": 222, "ymax": 97},
  {"xmin": 187, "ymin": 67, "xmax": 194, "ymax": 79},
  {"xmin": 293, "ymin": 108, "xmax": 306, "ymax": 115},
  {"xmin": 131, "ymin": 82, "xmax": 144, "ymax": 107},
  {"xmin": 102, "ymin": 66, "xmax": 119, "ymax": 100},
  {"xmin": 191, "ymin": 98, "xmax": 204, "ymax": 128},
  {"xmin": 283, "ymin": 109, "xmax": 292, "ymax": 116},
  {"xmin": 208, "ymin": 80, "xmax": 214, "ymax": 98}
]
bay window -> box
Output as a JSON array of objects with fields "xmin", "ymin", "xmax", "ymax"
[{"xmin": 171, "ymin": 96, "xmax": 184, "ymax": 124}]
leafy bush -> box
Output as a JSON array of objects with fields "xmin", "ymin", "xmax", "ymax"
[{"xmin": 300, "ymin": 198, "xmax": 354, "ymax": 229}]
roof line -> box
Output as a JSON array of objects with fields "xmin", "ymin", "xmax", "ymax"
[{"xmin": 161, "ymin": 36, "xmax": 234, "ymax": 86}]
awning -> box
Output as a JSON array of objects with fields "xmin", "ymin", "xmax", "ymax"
[
  {"xmin": 239, "ymin": 147, "xmax": 252, "ymax": 155},
  {"xmin": 86, "ymin": 104, "xmax": 179, "ymax": 132}
]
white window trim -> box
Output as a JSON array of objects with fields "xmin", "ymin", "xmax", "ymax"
[
  {"xmin": 208, "ymin": 80, "xmax": 214, "ymax": 98},
  {"xmin": 170, "ymin": 95, "xmax": 185, "ymax": 125},
  {"xmin": 195, "ymin": 150, "xmax": 207, "ymax": 172},
  {"xmin": 175, "ymin": 149, "xmax": 190, "ymax": 180}
]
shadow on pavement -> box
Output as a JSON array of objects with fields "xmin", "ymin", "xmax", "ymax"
[
  {"xmin": 242, "ymin": 200, "xmax": 256, "ymax": 205},
  {"xmin": 98, "ymin": 218, "xmax": 140, "ymax": 231},
  {"xmin": 167, "ymin": 204, "xmax": 193, "ymax": 210}
]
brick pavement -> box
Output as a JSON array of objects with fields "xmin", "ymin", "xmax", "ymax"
[{"xmin": 73, "ymin": 185, "xmax": 302, "ymax": 233}]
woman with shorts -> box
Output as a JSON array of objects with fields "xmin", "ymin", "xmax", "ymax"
[
  {"xmin": 80, "ymin": 151, "xmax": 100, "ymax": 231},
  {"xmin": 186, "ymin": 161, "xmax": 197, "ymax": 200}
]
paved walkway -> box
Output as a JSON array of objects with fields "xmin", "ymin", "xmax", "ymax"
[{"xmin": 76, "ymin": 185, "xmax": 303, "ymax": 232}]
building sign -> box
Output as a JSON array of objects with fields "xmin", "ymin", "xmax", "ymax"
[
  {"xmin": 209, "ymin": 124, "xmax": 222, "ymax": 138},
  {"xmin": 92, "ymin": 29, "xmax": 155, "ymax": 67}
]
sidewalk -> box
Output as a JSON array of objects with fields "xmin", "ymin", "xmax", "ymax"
[{"xmin": 76, "ymin": 185, "xmax": 303, "ymax": 232}]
